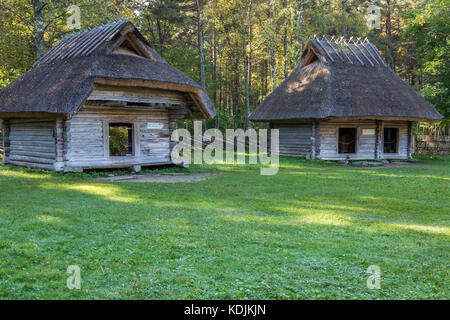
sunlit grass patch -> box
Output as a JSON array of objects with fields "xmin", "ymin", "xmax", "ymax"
[{"xmin": 0, "ymin": 155, "xmax": 448, "ymax": 299}]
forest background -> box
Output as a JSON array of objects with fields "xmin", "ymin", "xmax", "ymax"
[{"xmin": 0, "ymin": 0, "xmax": 448, "ymax": 134}]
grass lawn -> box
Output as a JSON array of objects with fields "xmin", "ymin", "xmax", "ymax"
[{"xmin": 0, "ymin": 155, "xmax": 448, "ymax": 299}]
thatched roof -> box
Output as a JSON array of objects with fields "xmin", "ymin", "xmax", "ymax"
[
  {"xmin": 250, "ymin": 37, "xmax": 442, "ymax": 122},
  {"xmin": 0, "ymin": 20, "xmax": 216, "ymax": 119}
]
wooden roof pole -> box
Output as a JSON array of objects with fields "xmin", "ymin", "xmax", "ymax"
[
  {"xmin": 344, "ymin": 37, "xmax": 364, "ymax": 66},
  {"xmin": 326, "ymin": 36, "xmax": 344, "ymax": 62},
  {"xmin": 367, "ymin": 40, "xmax": 388, "ymax": 67},
  {"xmin": 314, "ymin": 36, "xmax": 335, "ymax": 63},
  {"xmin": 361, "ymin": 38, "xmax": 380, "ymax": 65},
  {"xmin": 337, "ymin": 37, "xmax": 354, "ymax": 64},
  {"xmin": 353, "ymin": 38, "xmax": 374, "ymax": 67}
]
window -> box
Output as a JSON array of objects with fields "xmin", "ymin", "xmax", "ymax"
[
  {"xmin": 384, "ymin": 128, "xmax": 398, "ymax": 153},
  {"xmin": 109, "ymin": 123, "xmax": 133, "ymax": 156},
  {"xmin": 338, "ymin": 128, "xmax": 357, "ymax": 154}
]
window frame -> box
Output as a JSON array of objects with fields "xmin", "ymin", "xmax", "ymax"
[
  {"xmin": 336, "ymin": 126, "xmax": 359, "ymax": 155},
  {"xmin": 383, "ymin": 127, "xmax": 400, "ymax": 154},
  {"xmin": 107, "ymin": 122, "xmax": 135, "ymax": 158}
]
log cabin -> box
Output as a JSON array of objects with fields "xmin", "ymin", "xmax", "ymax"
[
  {"xmin": 0, "ymin": 20, "xmax": 215, "ymax": 172},
  {"xmin": 250, "ymin": 37, "xmax": 443, "ymax": 160}
]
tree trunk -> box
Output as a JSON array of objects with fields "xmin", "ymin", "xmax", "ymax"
[
  {"xmin": 196, "ymin": 0, "xmax": 206, "ymax": 90},
  {"xmin": 242, "ymin": 14, "xmax": 251, "ymax": 129},
  {"xmin": 156, "ymin": 19, "xmax": 164, "ymax": 54},
  {"xmin": 270, "ymin": 1, "xmax": 277, "ymax": 90},
  {"xmin": 264, "ymin": 59, "xmax": 268, "ymax": 96},
  {"xmin": 195, "ymin": 0, "xmax": 206, "ymax": 131},
  {"xmin": 212, "ymin": 21, "xmax": 217, "ymax": 104},
  {"xmin": 249, "ymin": 22, "xmax": 253, "ymax": 90},
  {"xmin": 385, "ymin": 0, "xmax": 396, "ymax": 71},
  {"xmin": 296, "ymin": 0, "xmax": 306, "ymax": 58},
  {"xmin": 283, "ymin": 0, "xmax": 288, "ymax": 79},
  {"xmin": 33, "ymin": 0, "xmax": 46, "ymax": 60},
  {"xmin": 248, "ymin": 3, "xmax": 253, "ymax": 92},
  {"xmin": 342, "ymin": 0, "xmax": 348, "ymax": 38}
]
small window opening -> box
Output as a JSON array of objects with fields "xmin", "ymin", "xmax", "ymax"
[
  {"xmin": 301, "ymin": 50, "xmax": 319, "ymax": 67},
  {"xmin": 114, "ymin": 39, "xmax": 141, "ymax": 56},
  {"xmin": 113, "ymin": 37, "xmax": 149, "ymax": 58},
  {"xmin": 109, "ymin": 123, "xmax": 133, "ymax": 157},
  {"xmin": 384, "ymin": 128, "xmax": 398, "ymax": 153},
  {"xmin": 338, "ymin": 128, "xmax": 357, "ymax": 154}
]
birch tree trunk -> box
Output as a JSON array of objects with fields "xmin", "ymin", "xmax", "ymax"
[
  {"xmin": 270, "ymin": 0, "xmax": 277, "ymax": 90},
  {"xmin": 195, "ymin": 0, "xmax": 206, "ymax": 131},
  {"xmin": 33, "ymin": 0, "xmax": 46, "ymax": 61},
  {"xmin": 342, "ymin": 0, "xmax": 349, "ymax": 38},
  {"xmin": 385, "ymin": 0, "xmax": 396, "ymax": 71},
  {"xmin": 283, "ymin": 0, "xmax": 288, "ymax": 79},
  {"xmin": 298, "ymin": 0, "xmax": 305, "ymax": 52},
  {"xmin": 242, "ymin": 13, "xmax": 251, "ymax": 129},
  {"xmin": 212, "ymin": 21, "xmax": 217, "ymax": 104}
]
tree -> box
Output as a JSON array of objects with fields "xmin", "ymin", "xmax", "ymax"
[
  {"xmin": 138, "ymin": 0, "xmax": 187, "ymax": 54},
  {"xmin": 404, "ymin": 0, "xmax": 449, "ymax": 129},
  {"xmin": 1, "ymin": 0, "xmax": 447, "ymax": 133},
  {"xmin": 241, "ymin": 1, "xmax": 252, "ymax": 128},
  {"xmin": 270, "ymin": 0, "xmax": 277, "ymax": 90},
  {"xmin": 195, "ymin": 0, "xmax": 206, "ymax": 90},
  {"xmin": 32, "ymin": 0, "xmax": 46, "ymax": 60}
]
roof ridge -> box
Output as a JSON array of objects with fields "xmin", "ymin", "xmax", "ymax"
[
  {"xmin": 34, "ymin": 19, "xmax": 129, "ymax": 67},
  {"xmin": 312, "ymin": 35, "xmax": 388, "ymax": 68}
]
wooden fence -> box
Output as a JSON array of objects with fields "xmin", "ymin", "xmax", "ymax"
[{"xmin": 414, "ymin": 135, "xmax": 450, "ymax": 155}]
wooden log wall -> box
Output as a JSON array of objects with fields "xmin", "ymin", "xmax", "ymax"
[
  {"xmin": 407, "ymin": 121, "xmax": 413, "ymax": 159},
  {"xmin": 319, "ymin": 120, "xmax": 377, "ymax": 160},
  {"xmin": 382, "ymin": 121, "xmax": 409, "ymax": 160},
  {"xmin": 1, "ymin": 86, "xmax": 198, "ymax": 171},
  {"xmin": 375, "ymin": 120, "xmax": 382, "ymax": 160},
  {"xmin": 318, "ymin": 120, "xmax": 410, "ymax": 160},
  {"xmin": 1, "ymin": 119, "xmax": 10, "ymax": 164},
  {"xmin": 65, "ymin": 105, "xmax": 174, "ymax": 169},
  {"xmin": 271, "ymin": 122, "xmax": 313, "ymax": 157},
  {"xmin": 88, "ymin": 85, "xmax": 188, "ymax": 107},
  {"xmin": 168, "ymin": 109, "xmax": 181, "ymax": 152},
  {"xmin": 55, "ymin": 119, "xmax": 65, "ymax": 170},
  {"xmin": 6, "ymin": 119, "xmax": 57, "ymax": 170},
  {"xmin": 314, "ymin": 120, "xmax": 320, "ymax": 158}
]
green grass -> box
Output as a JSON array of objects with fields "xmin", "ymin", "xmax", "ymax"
[{"xmin": 0, "ymin": 155, "xmax": 449, "ymax": 299}]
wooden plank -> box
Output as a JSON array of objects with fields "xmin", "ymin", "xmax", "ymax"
[
  {"xmin": 319, "ymin": 120, "xmax": 378, "ymax": 160},
  {"xmin": 10, "ymin": 136, "xmax": 55, "ymax": 143},
  {"xmin": 9, "ymin": 119, "xmax": 54, "ymax": 124},
  {"xmin": 9, "ymin": 155, "xmax": 55, "ymax": 164},
  {"xmin": 10, "ymin": 150, "xmax": 56, "ymax": 159},
  {"xmin": 6, "ymin": 120, "xmax": 57, "ymax": 166},
  {"xmin": 274, "ymin": 122, "xmax": 313, "ymax": 158},
  {"xmin": 66, "ymin": 106, "xmax": 172, "ymax": 168},
  {"xmin": 10, "ymin": 145, "xmax": 56, "ymax": 153},
  {"xmin": 1, "ymin": 120, "xmax": 10, "ymax": 163},
  {"xmin": 8, "ymin": 160, "xmax": 55, "ymax": 170}
]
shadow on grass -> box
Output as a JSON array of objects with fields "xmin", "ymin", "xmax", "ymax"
[{"xmin": 0, "ymin": 157, "xmax": 449, "ymax": 299}]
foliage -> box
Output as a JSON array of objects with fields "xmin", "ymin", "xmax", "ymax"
[
  {"xmin": 403, "ymin": 0, "xmax": 450, "ymax": 130},
  {"xmin": 0, "ymin": 155, "xmax": 448, "ymax": 299},
  {"xmin": 0, "ymin": 0, "xmax": 448, "ymax": 130},
  {"xmin": 109, "ymin": 126, "xmax": 131, "ymax": 157}
]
